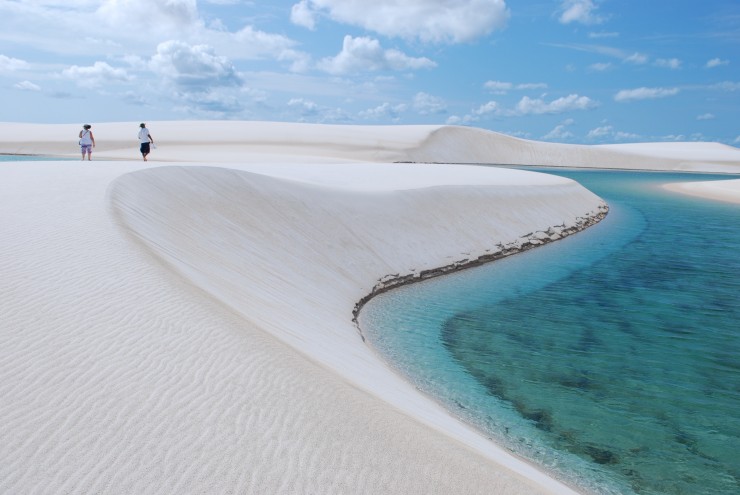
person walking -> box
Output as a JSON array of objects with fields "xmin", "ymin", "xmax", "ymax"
[
  {"xmin": 138, "ymin": 123, "xmax": 154, "ymax": 161},
  {"xmin": 79, "ymin": 124, "xmax": 95, "ymax": 161}
]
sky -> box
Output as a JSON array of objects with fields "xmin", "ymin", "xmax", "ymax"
[{"xmin": 1, "ymin": 0, "xmax": 739, "ymax": 144}]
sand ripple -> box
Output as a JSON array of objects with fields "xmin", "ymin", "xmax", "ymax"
[{"xmin": 1, "ymin": 162, "xmax": 593, "ymax": 494}]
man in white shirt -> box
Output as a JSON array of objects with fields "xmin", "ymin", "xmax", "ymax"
[{"xmin": 138, "ymin": 123, "xmax": 155, "ymax": 161}]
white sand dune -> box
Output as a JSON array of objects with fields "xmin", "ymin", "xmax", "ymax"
[
  {"xmin": 1, "ymin": 121, "xmax": 739, "ymax": 494},
  {"xmin": 663, "ymin": 178, "xmax": 740, "ymax": 204}
]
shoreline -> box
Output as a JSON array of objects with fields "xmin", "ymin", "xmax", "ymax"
[{"xmin": 352, "ymin": 202, "xmax": 609, "ymax": 331}]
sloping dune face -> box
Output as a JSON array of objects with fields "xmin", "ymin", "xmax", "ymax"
[
  {"xmin": 109, "ymin": 165, "xmax": 606, "ymax": 370},
  {"xmin": 108, "ymin": 163, "xmax": 603, "ymax": 494}
]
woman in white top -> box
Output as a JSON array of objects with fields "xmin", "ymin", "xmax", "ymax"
[
  {"xmin": 78, "ymin": 124, "xmax": 95, "ymax": 161},
  {"xmin": 138, "ymin": 123, "xmax": 155, "ymax": 161}
]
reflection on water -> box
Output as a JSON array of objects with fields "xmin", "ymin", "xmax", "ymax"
[{"xmin": 360, "ymin": 170, "xmax": 740, "ymax": 495}]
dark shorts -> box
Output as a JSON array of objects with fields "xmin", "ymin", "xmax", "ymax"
[{"xmin": 140, "ymin": 142, "xmax": 151, "ymax": 154}]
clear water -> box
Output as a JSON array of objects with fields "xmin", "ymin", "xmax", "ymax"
[
  {"xmin": 359, "ymin": 169, "xmax": 740, "ymax": 495},
  {"xmin": 0, "ymin": 155, "xmax": 74, "ymax": 162}
]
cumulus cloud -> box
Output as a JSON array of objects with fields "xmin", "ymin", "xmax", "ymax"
[
  {"xmin": 587, "ymin": 125, "xmax": 612, "ymax": 138},
  {"xmin": 285, "ymin": 98, "xmax": 351, "ymax": 123},
  {"xmin": 474, "ymin": 101, "xmax": 500, "ymax": 115},
  {"xmin": 558, "ymin": 0, "xmax": 604, "ymax": 25},
  {"xmin": 317, "ymin": 36, "xmax": 436, "ymax": 75},
  {"xmin": 359, "ymin": 102, "xmax": 408, "ymax": 120},
  {"xmin": 291, "ymin": 0, "xmax": 317, "ymax": 29},
  {"xmin": 0, "ymin": 54, "xmax": 30, "ymax": 72},
  {"xmin": 706, "ymin": 58, "xmax": 729, "ymax": 68},
  {"xmin": 292, "ymin": 0, "xmax": 510, "ymax": 44},
  {"xmin": 14, "ymin": 80, "xmax": 41, "ymax": 91},
  {"xmin": 150, "ymin": 40, "xmax": 241, "ymax": 90},
  {"xmin": 587, "ymin": 125, "xmax": 640, "ymax": 141},
  {"xmin": 655, "ymin": 58, "xmax": 681, "ymax": 69},
  {"xmin": 413, "ymin": 92, "xmax": 447, "ymax": 114},
  {"xmin": 484, "ymin": 81, "xmax": 513, "ymax": 93},
  {"xmin": 288, "ymin": 97, "xmax": 320, "ymax": 116},
  {"xmin": 696, "ymin": 113, "xmax": 715, "ymax": 121},
  {"xmin": 61, "ymin": 61, "xmax": 133, "ymax": 88},
  {"xmin": 510, "ymin": 94, "xmax": 597, "ymax": 115},
  {"xmin": 588, "ymin": 62, "xmax": 612, "ymax": 71},
  {"xmin": 96, "ymin": 0, "xmax": 201, "ymax": 33},
  {"xmin": 614, "ymin": 87, "xmax": 679, "ymax": 102},
  {"xmin": 543, "ymin": 120, "xmax": 575, "ymax": 141}
]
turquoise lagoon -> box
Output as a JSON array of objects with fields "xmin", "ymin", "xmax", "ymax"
[{"xmin": 359, "ymin": 169, "xmax": 740, "ymax": 495}]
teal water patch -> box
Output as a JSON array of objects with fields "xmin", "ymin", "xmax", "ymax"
[
  {"xmin": 359, "ymin": 170, "xmax": 740, "ymax": 495},
  {"xmin": 0, "ymin": 155, "xmax": 75, "ymax": 162}
]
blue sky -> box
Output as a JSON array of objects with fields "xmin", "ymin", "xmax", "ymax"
[{"xmin": 1, "ymin": 0, "xmax": 738, "ymax": 144}]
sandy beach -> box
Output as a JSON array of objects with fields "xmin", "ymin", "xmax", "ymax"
[{"xmin": 1, "ymin": 122, "xmax": 739, "ymax": 494}]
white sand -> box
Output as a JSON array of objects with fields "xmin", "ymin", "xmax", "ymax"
[
  {"xmin": 663, "ymin": 178, "xmax": 740, "ymax": 204},
  {"xmin": 1, "ymin": 122, "xmax": 738, "ymax": 494}
]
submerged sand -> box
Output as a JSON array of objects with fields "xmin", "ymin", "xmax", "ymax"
[{"xmin": 1, "ymin": 122, "xmax": 739, "ymax": 494}]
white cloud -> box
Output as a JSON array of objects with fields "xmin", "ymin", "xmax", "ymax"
[
  {"xmin": 484, "ymin": 81, "xmax": 513, "ymax": 94},
  {"xmin": 359, "ymin": 102, "xmax": 408, "ymax": 120},
  {"xmin": 317, "ymin": 36, "xmax": 436, "ymax": 75},
  {"xmin": 464, "ymin": 95, "xmax": 596, "ymax": 120},
  {"xmin": 14, "ymin": 80, "xmax": 41, "ymax": 91},
  {"xmin": 614, "ymin": 87, "xmax": 679, "ymax": 102},
  {"xmin": 587, "ymin": 125, "xmax": 612, "ymax": 138},
  {"xmin": 446, "ymin": 113, "xmax": 479, "ymax": 125},
  {"xmin": 558, "ymin": 0, "xmax": 604, "ymax": 25},
  {"xmin": 483, "ymin": 80, "xmax": 547, "ymax": 94},
  {"xmin": 288, "ymin": 97, "xmax": 320, "ymax": 116},
  {"xmin": 517, "ymin": 82, "xmax": 548, "ymax": 90},
  {"xmin": 474, "ymin": 101, "xmax": 500, "ymax": 115},
  {"xmin": 706, "ymin": 58, "xmax": 729, "ymax": 68},
  {"xmin": 734, "ymin": 136, "xmax": 740, "ymax": 144},
  {"xmin": 510, "ymin": 94, "xmax": 597, "ymax": 115},
  {"xmin": 96, "ymin": 0, "xmax": 201, "ymax": 33},
  {"xmin": 296, "ymin": 0, "xmax": 510, "ymax": 44},
  {"xmin": 655, "ymin": 58, "xmax": 682, "ymax": 69},
  {"xmin": 624, "ymin": 52, "xmax": 648, "ymax": 65},
  {"xmin": 290, "ymin": 0, "xmax": 317, "ymax": 30},
  {"xmin": 230, "ymin": 25, "xmax": 302, "ymax": 60},
  {"xmin": 543, "ymin": 120, "xmax": 575, "ymax": 141},
  {"xmin": 588, "ymin": 62, "xmax": 612, "ymax": 71},
  {"xmin": 413, "ymin": 92, "xmax": 447, "ymax": 114},
  {"xmin": 587, "ymin": 125, "xmax": 640, "ymax": 142},
  {"xmin": 61, "ymin": 61, "xmax": 133, "ymax": 88},
  {"xmin": 150, "ymin": 40, "xmax": 241, "ymax": 90},
  {"xmin": 696, "ymin": 113, "xmax": 715, "ymax": 121},
  {"xmin": 0, "ymin": 55, "xmax": 30, "ymax": 72}
]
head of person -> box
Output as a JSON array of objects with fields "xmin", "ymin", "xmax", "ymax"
[
  {"xmin": 83, "ymin": 124, "xmax": 91, "ymax": 129},
  {"xmin": 140, "ymin": 123, "xmax": 146, "ymax": 128}
]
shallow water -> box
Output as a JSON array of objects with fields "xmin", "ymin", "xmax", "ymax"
[
  {"xmin": 0, "ymin": 155, "xmax": 74, "ymax": 162},
  {"xmin": 360, "ymin": 169, "xmax": 740, "ymax": 495}
]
